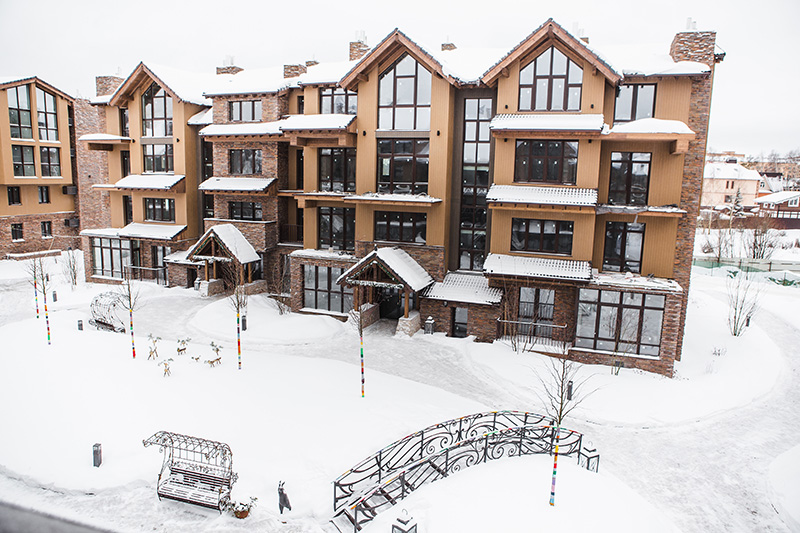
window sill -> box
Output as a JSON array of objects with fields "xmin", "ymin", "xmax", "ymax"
[
  {"xmin": 375, "ymin": 130, "xmax": 430, "ymax": 139},
  {"xmin": 571, "ymin": 346, "xmax": 660, "ymax": 361},
  {"xmin": 39, "ymin": 139, "xmax": 61, "ymax": 145},
  {"xmin": 143, "ymin": 220, "xmax": 177, "ymax": 224},
  {"xmin": 11, "ymin": 239, "xmax": 25, "ymax": 243},
  {"xmin": 9, "ymin": 137, "xmax": 36, "ymax": 142},
  {"xmin": 12, "ymin": 176, "xmax": 38, "ymax": 179}
]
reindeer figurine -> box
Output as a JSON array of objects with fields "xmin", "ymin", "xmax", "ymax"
[
  {"xmin": 160, "ymin": 358, "xmax": 173, "ymax": 377},
  {"xmin": 205, "ymin": 357, "xmax": 222, "ymax": 368},
  {"xmin": 176, "ymin": 337, "xmax": 191, "ymax": 356},
  {"xmin": 147, "ymin": 334, "xmax": 162, "ymax": 360},
  {"xmin": 278, "ymin": 481, "xmax": 292, "ymax": 514}
]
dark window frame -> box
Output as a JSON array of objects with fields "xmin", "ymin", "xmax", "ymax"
[
  {"xmin": 511, "ymin": 218, "xmax": 574, "ymax": 255},
  {"xmin": 303, "ymin": 265, "xmax": 354, "ymax": 314},
  {"xmin": 514, "ymin": 140, "xmax": 578, "ymax": 184},
  {"xmin": 11, "ymin": 223, "xmax": 23, "ymax": 240},
  {"xmin": 377, "ymin": 139, "xmax": 429, "ymax": 194},
  {"xmin": 141, "ymin": 82, "xmax": 173, "ymax": 137},
  {"xmin": 12, "ymin": 145, "xmax": 36, "ymax": 176},
  {"xmin": 120, "ymin": 108, "xmax": 130, "ymax": 137},
  {"xmin": 614, "ymin": 84, "xmax": 657, "ymax": 123},
  {"xmin": 7, "ymin": 186, "xmax": 21, "ymax": 206},
  {"xmin": 374, "ymin": 211, "xmax": 427, "ymax": 244},
  {"xmin": 41, "ymin": 220, "xmax": 52, "ymax": 238},
  {"xmin": 40, "ymin": 147, "xmax": 61, "ymax": 177},
  {"xmin": 91, "ymin": 237, "xmax": 134, "ymax": 279},
  {"xmin": 320, "ymin": 87, "xmax": 358, "ymax": 115},
  {"xmin": 519, "ymin": 287, "xmax": 555, "ymax": 338},
  {"xmin": 319, "ymin": 147, "xmax": 356, "ymax": 192},
  {"xmin": 38, "ymin": 185, "xmax": 50, "ymax": 204},
  {"xmin": 229, "ymin": 149, "xmax": 262, "ymax": 175},
  {"xmin": 8, "ymin": 85, "xmax": 33, "ymax": 139},
  {"xmin": 36, "ymin": 87, "xmax": 59, "ymax": 141},
  {"xmin": 318, "ymin": 206, "xmax": 355, "ymax": 251},
  {"xmin": 143, "ymin": 197, "xmax": 176, "ymax": 222},
  {"xmin": 378, "ymin": 53, "xmax": 432, "ymax": 131},
  {"xmin": 142, "ymin": 144, "xmax": 174, "ymax": 173},
  {"xmin": 228, "ymin": 201, "xmax": 263, "ymax": 221},
  {"xmin": 519, "ymin": 46, "xmax": 583, "ymax": 112},
  {"xmin": 228, "ymin": 100, "xmax": 262, "ymax": 122},
  {"xmin": 603, "ymin": 221, "xmax": 645, "ymax": 273},
  {"xmin": 608, "ymin": 152, "xmax": 651, "ymax": 206}
]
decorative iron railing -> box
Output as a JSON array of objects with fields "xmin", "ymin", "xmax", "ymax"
[
  {"xmin": 333, "ymin": 423, "xmax": 593, "ymax": 532},
  {"xmin": 127, "ymin": 265, "xmax": 168, "ymax": 285},
  {"xmin": 496, "ymin": 319, "xmax": 571, "ymax": 353},
  {"xmin": 332, "ymin": 410, "xmax": 551, "ymax": 512}
]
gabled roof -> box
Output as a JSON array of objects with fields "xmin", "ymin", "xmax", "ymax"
[
  {"xmin": 754, "ymin": 191, "xmax": 800, "ymax": 205},
  {"xmin": 0, "ymin": 76, "xmax": 74, "ymax": 102},
  {"xmin": 337, "ymin": 247, "xmax": 434, "ymax": 292},
  {"xmin": 186, "ymin": 224, "xmax": 260, "ymax": 264},
  {"xmin": 109, "ymin": 62, "xmax": 214, "ymax": 107},
  {"xmin": 482, "ymin": 18, "xmax": 621, "ymax": 87}
]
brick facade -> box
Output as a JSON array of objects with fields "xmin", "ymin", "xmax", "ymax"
[
  {"xmin": 0, "ymin": 212, "xmax": 80, "ymax": 257},
  {"xmin": 74, "ymin": 98, "xmax": 112, "ymax": 243},
  {"xmin": 419, "ymin": 299, "xmax": 498, "ymax": 342},
  {"xmin": 289, "ymin": 253, "xmax": 357, "ymax": 314},
  {"xmin": 354, "ymin": 241, "xmax": 446, "ymax": 282},
  {"xmin": 211, "ymin": 93, "xmax": 288, "ymax": 124}
]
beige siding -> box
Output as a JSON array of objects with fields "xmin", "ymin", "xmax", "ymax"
[
  {"xmin": 597, "ymin": 141, "xmax": 685, "ymax": 206},
  {"xmin": 489, "ymin": 208, "xmax": 596, "ymax": 261},
  {"xmin": 592, "ymin": 214, "xmax": 678, "ymax": 278}
]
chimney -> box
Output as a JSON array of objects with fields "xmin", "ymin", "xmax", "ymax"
[
  {"xmin": 284, "ymin": 64, "xmax": 307, "ymax": 79},
  {"xmin": 441, "ymin": 42, "xmax": 456, "ymax": 51},
  {"xmin": 349, "ymin": 37, "xmax": 370, "ymax": 61},
  {"xmin": 95, "ymin": 76, "xmax": 124, "ymax": 97},
  {"xmin": 217, "ymin": 55, "xmax": 243, "ymax": 75},
  {"xmin": 669, "ymin": 30, "xmax": 720, "ymax": 67},
  {"xmin": 305, "ymin": 60, "xmax": 319, "ymax": 67}
]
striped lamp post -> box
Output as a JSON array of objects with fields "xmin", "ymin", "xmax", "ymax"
[{"xmin": 549, "ymin": 426, "xmax": 560, "ymax": 506}]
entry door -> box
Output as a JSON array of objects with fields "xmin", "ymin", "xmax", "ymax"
[
  {"xmin": 453, "ymin": 307, "xmax": 468, "ymax": 338},
  {"xmin": 378, "ymin": 287, "xmax": 403, "ymax": 319}
]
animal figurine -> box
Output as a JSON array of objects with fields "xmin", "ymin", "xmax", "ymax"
[{"xmin": 278, "ymin": 481, "xmax": 291, "ymax": 514}]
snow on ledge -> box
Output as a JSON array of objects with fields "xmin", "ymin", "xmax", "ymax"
[
  {"xmin": 198, "ymin": 177, "xmax": 275, "ymax": 192},
  {"xmin": 608, "ymin": 118, "xmax": 694, "ymax": 135},
  {"xmin": 78, "ymin": 133, "xmax": 132, "ymax": 142},
  {"xmin": 290, "ymin": 249, "xmax": 357, "ymax": 261},
  {"xmin": 349, "ymin": 192, "xmax": 443, "ymax": 204},
  {"xmin": 114, "ymin": 174, "xmax": 185, "ymax": 190},
  {"xmin": 200, "ymin": 122, "xmax": 283, "ymax": 136},
  {"xmin": 487, "ymin": 185, "xmax": 597, "ymax": 206},
  {"xmin": 278, "ymin": 114, "xmax": 355, "ymax": 130},
  {"xmin": 118, "ymin": 223, "xmax": 186, "ymax": 241},
  {"xmin": 490, "ymin": 113, "xmax": 605, "ymax": 132},
  {"xmin": 484, "ymin": 253, "xmax": 592, "ymax": 281},
  {"xmin": 591, "ymin": 270, "xmax": 682, "ymax": 293},
  {"xmin": 188, "ymin": 108, "xmax": 213, "ymax": 126}
]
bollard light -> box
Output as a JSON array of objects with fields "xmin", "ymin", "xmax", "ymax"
[
  {"xmin": 52, "ymin": 291, "xmax": 57, "ymax": 303},
  {"xmin": 424, "ymin": 316, "xmax": 434, "ymax": 335},
  {"xmin": 93, "ymin": 443, "xmax": 102, "ymax": 467},
  {"xmin": 567, "ymin": 380, "xmax": 573, "ymax": 401},
  {"xmin": 242, "ymin": 316, "xmax": 247, "ymax": 331},
  {"xmin": 392, "ymin": 509, "xmax": 417, "ymax": 533},
  {"xmin": 78, "ymin": 320, "xmax": 83, "ymax": 331}
]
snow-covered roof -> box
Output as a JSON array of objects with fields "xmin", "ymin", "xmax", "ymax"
[
  {"xmin": 298, "ymin": 60, "xmax": 361, "ymax": 85},
  {"xmin": 338, "ymin": 247, "xmax": 434, "ymax": 292},
  {"xmin": 199, "ymin": 122, "xmax": 283, "ymax": 137},
  {"xmin": 490, "ymin": 113, "xmax": 605, "ymax": 132},
  {"xmin": 0, "ymin": 74, "xmax": 36, "ymax": 86},
  {"xmin": 761, "ymin": 177, "xmax": 784, "ymax": 193},
  {"xmin": 188, "ymin": 224, "xmax": 260, "ymax": 264},
  {"xmin": 484, "ymin": 253, "xmax": 592, "ymax": 282},
  {"xmin": 140, "ymin": 63, "xmax": 216, "ymax": 106},
  {"xmin": 487, "ymin": 185, "xmax": 597, "ymax": 206},
  {"xmin": 89, "ymin": 94, "xmax": 113, "ymax": 105},
  {"xmin": 595, "ymin": 205, "xmax": 687, "ymax": 215},
  {"xmin": 423, "ymin": 273, "xmax": 502, "ymax": 305},
  {"xmin": 163, "ymin": 249, "xmax": 200, "ymax": 265},
  {"xmin": 704, "ymin": 162, "xmax": 762, "ymax": 181},
  {"xmin": 754, "ymin": 191, "xmax": 800, "ymax": 205},
  {"xmin": 203, "ymin": 66, "xmax": 290, "ymax": 97},
  {"xmin": 591, "ymin": 271, "xmax": 683, "ymax": 293},
  {"xmin": 349, "ymin": 192, "xmax": 443, "ymax": 204},
  {"xmin": 594, "ymin": 43, "xmax": 711, "ymax": 77},
  {"xmin": 278, "ymin": 113, "xmax": 355, "ymax": 130},
  {"xmin": 187, "ymin": 108, "xmax": 213, "ymax": 126},
  {"xmin": 289, "ymin": 249, "xmax": 357, "ymax": 261},
  {"xmin": 120, "ymin": 223, "xmax": 186, "ymax": 241},
  {"xmin": 79, "ymin": 227, "xmax": 122, "ymax": 238},
  {"xmin": 431, "ymin": 47, "xmax": 510, "ymax": 84},
  {"xmin": 198, "ymin": 177, "xmax": 276, "ymax": 192},
  {"xmin": 608, "ymin": 118, "xmax": 694, "ymax": 135},
  {"xmin": 78, "ymin": 133, "xmax": 132, "ymax": 142},
  {"xmin": 112, "ymin": 174, "xmax": 184, "ymax": 190}
]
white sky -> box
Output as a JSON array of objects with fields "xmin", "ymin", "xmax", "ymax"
[{"xmin": 1, "ymin": 0, "xmax": 797, "ymax": 156}]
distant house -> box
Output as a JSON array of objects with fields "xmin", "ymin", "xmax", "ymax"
[
  {"xmin": 754, "ymin": 190, "xmax": 800, "ymax": 228},
  {"xmin": 702, "ymin": 159, "xmax": 760, "ymax": 209},
  {"xmin": 758, "ymin": 171, "xmax": 786, "ymax": 197}
]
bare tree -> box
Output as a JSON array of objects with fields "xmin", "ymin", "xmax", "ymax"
[
  {"xmin": 726, "ymin": 270, "xmax": 760, "ymax": 336},
  {"xmin": 117, "ymin": 267, "xmax": 142, "ymax": 358},
  {"xmin": 267, "ymin": 254, "xmax": 291, "ymax": 315},
  {"xmin": 226, "ymin": 262, "xmax": 248, "ymax": 370},
  {"xmin": 61, "ymin": 247, "xmax": 80, "ymax": 289},
  {"xmin": 535, "ymin": 330, "xmax": 591, "ymax": 427},
  {"xmin": 26, "ymin": 257, "xmax": 52, "ymax": 344},
  {"xmin": 745, "ymin": 216, "xmax": 781, "ymax": 260}
]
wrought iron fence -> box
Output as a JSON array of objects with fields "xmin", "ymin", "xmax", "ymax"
[
  {"xmin": 127, "ymin": 265, "xmax": 168, "ymax": 285},
  {"xmin": 496, "ymin": 318, "xmax": 571, "ymax": 353}
]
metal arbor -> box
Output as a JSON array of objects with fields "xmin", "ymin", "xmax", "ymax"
[{"xmin": 88, "ymin": 292, "xmax": 126, "ymax": 332}]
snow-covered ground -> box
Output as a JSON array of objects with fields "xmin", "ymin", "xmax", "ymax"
[{"xmin": 0, "ymin": 252, "xmax": 798, "ymax": 532}]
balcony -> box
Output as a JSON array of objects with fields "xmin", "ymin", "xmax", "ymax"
[{"xmin": 280, "ymin": 224, "xmax": 303, "ymax": 244}]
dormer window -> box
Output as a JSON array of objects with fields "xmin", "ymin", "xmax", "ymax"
[
  {"xmin": 142, "ymin": 82, "xmax": 173, "ymax": 137},
  {"xmin": 378, "ymin": 53, "xmax": 432, "ymax": 130},
  {"xmin": 519, "ymin": 46, "xmax": 582, "ymax": 112},
  {"xmin": 614, "ymin": 84, "xmax": 656, "ymax": 123}
]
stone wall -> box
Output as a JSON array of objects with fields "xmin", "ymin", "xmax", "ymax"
[
  {"xmin": 354, "ymin": 241, "xmax": 446, "ymax": 282},
  {"xmin": 419, "ymin": 299, "xmax": 499, "ymax": 342},
  {"xmin": 204, "ymin": 217, "xmax": 277, "ymax": 252},
  {"xmin": 289, "ymin": 253, "xmax": 357, "ymax": 312},
  {"xmin": 211, "ymin": 93, "xmax": 287, "ymax": 124}
]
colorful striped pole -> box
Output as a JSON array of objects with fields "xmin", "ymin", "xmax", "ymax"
[
  {"xmin": 360, "ymin": 334, "xmax": 365, "ymax": 398},
  {"xmin": 129, "ymin": 308, "xmax": 136, "ymax": 359},
  {"xmin": 34, "ymin": 285, "xmax": 40, "ymax": 319},
  {"xmin": 549, "ymin": 425, "xmax": 560, "ymax": 506},
  {"xmin": 237, "ymin": 312, "xmax": 241, "ymax": 370},
  {"xmin": 43, "ymin": 292, "xmax": 51, "ymax": 345}
]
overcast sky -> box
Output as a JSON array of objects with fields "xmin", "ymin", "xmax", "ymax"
[{"xmin": 1, "ymin": 0, "xmax": 797, "ymax": 157}]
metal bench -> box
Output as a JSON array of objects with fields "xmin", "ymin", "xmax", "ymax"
[{"xmin": 143, "ymin": 431, "xmax": 238, "ymax": 512}]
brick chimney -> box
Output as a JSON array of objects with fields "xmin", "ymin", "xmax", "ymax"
[
  {"xmin": 95, "ymin": 76, "xmax": 123, "ymax": 97},
  {"xmin": 284, "ymin": 64, "xmax": 308, "ymax": 79},
  {"xmin": 216, "ymin": 65, "xmax": 243, "ymax": 75},
  {"xmin": 669, "ymin": 31, "xmax": 720, "ymax": 67},
  {"xmin": 349, "ymin": 40, "xmax": 370, "ymax": 61},
  {"xmin": 441, "ymin": 42, "xmax": 456, "ymax": 51},
  {"xmin": 305, "ymin": 60, "xmax": 319, "ymax": 68}
]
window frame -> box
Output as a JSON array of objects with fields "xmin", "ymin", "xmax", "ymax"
[
  {"xmin": 11, "ymin": 223, "xmax": 23, "ymax": 241},
  {"xmin": 38, "ymin": 185, "xmax": 50, "ymax": 204},
  {"xmin": 228, "ymin": 201, "xmax": 263, "ymax": 221},
  {"xmin": 141, "ymin": 82, "xmax": 173, "ymax": 137},
  {"xmin": 91, "ymin": 237, "xmax": 134, "ymax": 279},
  {"xmin": 12, "ymin": 145, "xmax": 36, "ymax": 176},
  {"xmin": 319, "ymin": 147, "xmax": 356, "ymax": 192},
  {"xmin": 518, "ymin": 46, "xmax": 583, "ymax": 112},
  {"xmin": 514, "ymin": 140, "xmax": 578, "ymax": 184},
  {"xmin": 229, "ymin": 149, "xmax": 262, "ymax": 175},
  {"xmin": 143, "ymin": 197, "xmax": 176, "ymax": 222},
  {"xmin": 8, "ymin": 85, "xmax": 33, "ymax": 139},
  {"xmin": 318, "ymin": 206, "xmax": 355, "ymax": 251},
  {"xmin": 608, "ymin": 152, "xmax": 651, "ymax": 206},
  {"xmin": 614, "ymin": 84, "xmax": 657, "ymax": 123},
  {"xmin": 228, "ymin": 100, "xmax": 263, "ymax": 122},
  {"xmin": 459, "ymin": 97, "xmax": 492, "ymax": 271},
  {"xmin": 303, "ymin": 265, "xmax": 354, "ymax": 314},
  {"xmin": 511, "ymin": 218, "xmax": 574, "ymax": 255},
  {"xmin": 36, "ymin": 87, "xmax": 59, "ymax": 141},
  {"xmin": 377, "ymin": 139, "xmax": 429, "ymax": 194},
  {"xmin": 519, "ymin": 287, "xmax": 555, "ymax": 338},
  {"xmin": 142, "ymin": 144, "xmax": 174, "ymax": 173},
  {"xmin": 7, "ymin": 186, "xmax": 21, "ymax": 206},
  {"xmin": 374, "ymin": 211, "xmax": 427, "ymax": 244},
  {"xmin": 40, "ymin": 147, "xmax": 61, "ymax": 177},
  {"xmin": 378, "ymin": 53, "xmax": 432, "ymax": 131},
  {"xmin": 603, "ymin": 221, "xmax": 645, "ymax": 273},
  {"xmin": 320, "ymin": 87, "xmax": 357, "ymax": 115},
  {"xmin": 41, "ymin": 220, "xmax": 52, "ymax": 238}
]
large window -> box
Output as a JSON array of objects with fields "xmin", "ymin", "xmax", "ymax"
[
  {"xmin": 460, "ymin": 97, "xmax": 492, "ymax": 270},
  {"xmin": 318, "ymin": 206, "xmax": 354, "ymax": 250},
  {"xmin": 228, "ymin": 201, "xmax": 262, "ymax": 221},
  {"xmin": 614, "ymin": 84, "xmax": 656, "ymax": 123},
  {"xmin": 7, "ymin": 186, "xmax": 21, "ymax": 206},
  {"xmin": 11, "ymin": 223, "xmax": 23, "ymax": 240},
  {"xmin": 519, "ymin": 287, "xmax": 555, "ymax": 338},
  {"xmin": 319, "ymin": 148, "xmax": 356, "ymax": 192},
  {"xmin": 142, "ymin": 82, "xmax": 173, "ymax": 137},
  {"xmin": 41, "ymin": 221, "xmax": 52, "ymax": 238},
  {"xmin": 36, "ymin": 88, "xmax": 59, "ymax": 141},
  {"xmin": 144, "ymin": 197, "xmax": 175, "ymax": 222},
  {"xmin": 378, "ymin": 53, "xmax": 432, "ymax": 130},
  {"xmin": 515, "ymin": 140, "xmax": 577, "ymax": 184},
  {"xmin": 120, "ymin": 108, "xmax": 130, "ymax": 137},
  {"xmin": 229, "ymin": 100, "xmax": 262, "ymax": 122},
  {"xmin": 8, "ymin": 85, "xmax": 33, "ymax": 139},
  {"xmin": 91, "ymin": 237, "xmax": 134, "ymax": 279},
  {"xmin": 321, "ymin": 88, "xmax": 357, "ymax": 115},
  {"xmin": 375, "ymin": 211, "xmax": 426, "ymax": 243},
  {"xmin": 519, "ymin": 46, "xmax": 582, "ymax": 112},
  {"xmin": 229, "ymin": 149, "xmax": 262, "ymax": 175},
  {"xmin": 609, "ymin": 152, "xmax": 651, "ymax": 206},
  {"xmin": 303, "ymin": 265, "xmax": 354, "ymax": 314},
  {"xmin": 576, "ymin": 289, "xmax": 664, "ymax": 356},
  {"xmin": 143, "ymin": 144, "xmax": 173, "ymax": 173},
  {"xmin": 38, "ymin": 186, "xmax": 50, "ymax": 204},
  {"xmin": 12, "ymin": 145, "xmax": 35, "ymax": 176},
  {"xmin": 40, "ymin": 147, "xmax": 61, "ymax": 177},
  {"xmin": 511, "ymin": 218, "xmax": 573, "ymax": 255},
  {"xmin": 603, "ymin": 222, "xmax": 645, "ymax": 273},
  {"xmin": 377, "ymin": 139, "xmax": 429, "ymax": 194}
]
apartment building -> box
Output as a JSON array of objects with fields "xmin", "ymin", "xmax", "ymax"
[
  {"xmin": 78, "ymin": 19, "xmax": 723, "ymax": 376},
  {"xmin": 0, "ymin": 76, "xmax": 80, "ymax": 256}
]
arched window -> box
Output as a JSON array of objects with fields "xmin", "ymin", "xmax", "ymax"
[
  {"xmin": 378, "ymin": 53, "xmax": 432, "ymax": 130},
  {"xmin": 519, "ymin": 46, "xmax": 582, "ymax": 112}
]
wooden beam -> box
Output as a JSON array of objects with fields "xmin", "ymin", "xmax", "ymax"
[
  {"xmin": 671, "ymin": 139, "xmax": 690, "ymax": 155},
  {"xmin": 500, "ymin": 67, "xmax": 509, "ymax": 78},
  {"xmin": 404, "ymin": 287, "xmax": 409, "ymax": 318},
  {"xmin": 354, "ymin": 285, "xmax": 360, "ymax": 312},
  {"xmin": 356, "ymin": 73, "xmax": 369, "ymax": 83}
]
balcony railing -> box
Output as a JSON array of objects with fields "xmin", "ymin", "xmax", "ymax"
[{"xmin": 280, "ymin": 224, "xmax": 303, "ymax": 244}]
